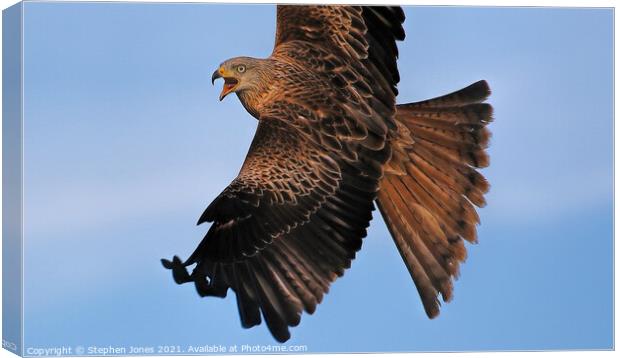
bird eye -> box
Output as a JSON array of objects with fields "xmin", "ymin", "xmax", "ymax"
[{"xmin": 237, "ymin": 65, "xmax": 246, "ymax": 73}]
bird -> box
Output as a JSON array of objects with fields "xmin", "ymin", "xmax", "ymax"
[{"xmin": 162, "ymin": 5, "xmax": 492, "ymax": 343}]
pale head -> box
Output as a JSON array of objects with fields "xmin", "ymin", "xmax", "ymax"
[{"xmin": 211, "ymin": 57, "xmax": 268, "ymax": 101}]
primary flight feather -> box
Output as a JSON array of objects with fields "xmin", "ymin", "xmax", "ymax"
[{"xmin": 162, "ymin": 5, "xmax": 493, "ymax": 342}]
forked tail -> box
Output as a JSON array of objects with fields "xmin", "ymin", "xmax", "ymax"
[{"xmin": 377, "ymin": 80, "xmax": 493, "ymax": 318}]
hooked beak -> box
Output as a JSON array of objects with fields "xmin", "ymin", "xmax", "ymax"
[
  {"xmin": 211, "ymin": 69, "xmax": 221, "ymax": 85},
  {"xmin": 211, "ymin": 68, "xmax": 238, "ymax": 101}
]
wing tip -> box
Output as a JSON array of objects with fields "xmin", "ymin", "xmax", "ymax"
[{"xmin": 162, "ymin": 255, "xmax": 193, "ymax": 284}]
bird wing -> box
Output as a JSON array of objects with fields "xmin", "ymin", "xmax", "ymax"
[
  {"xmin": 163, "ymin": 5, "xmax": 406, "ymax": 342},
  {"xmin": 167, "ymin": 117, "xmax": 379, "ymax": 342},
  {"xmin": 274, "ymin": 5, "xmax": 405, "ymax": 97}
]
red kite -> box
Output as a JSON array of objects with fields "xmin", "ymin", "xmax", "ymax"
[{"xmin": 163, "ymin": 5, "xmax": 492, "ymax": 342}]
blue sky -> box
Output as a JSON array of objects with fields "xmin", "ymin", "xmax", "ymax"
[{"xmin": 19, "ymin": 2, "xmax": 612, "ymax": 353}]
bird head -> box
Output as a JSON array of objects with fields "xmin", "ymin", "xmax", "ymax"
[{"xmin": 211, "ymin": 57, "xmax": 260, "ymax": 101}]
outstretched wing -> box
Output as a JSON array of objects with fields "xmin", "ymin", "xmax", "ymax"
[
  {"xmin": 163, "ymin": 5, "xmax": 406, "ymax": 342},
  {"xmin": 274, "ymin": 6, "xmax": 404, "ymax": 94},
  {"xmin": 164, "ymin": 118, "xmax": 377, "ymax": 342}
]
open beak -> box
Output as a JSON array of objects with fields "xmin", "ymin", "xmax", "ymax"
[{"xmin": 211, "ymin": 68, "xmax": 238, "ymax": 101}]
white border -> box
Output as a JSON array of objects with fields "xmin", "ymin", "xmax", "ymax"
[{"xmin": 0, "ymin": 2, "xmax": 616, "ymax": 358}]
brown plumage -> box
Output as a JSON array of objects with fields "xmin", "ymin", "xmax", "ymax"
[{"xmin": 162, "ymin": 5, "xmax": 492, "ymax": 342}]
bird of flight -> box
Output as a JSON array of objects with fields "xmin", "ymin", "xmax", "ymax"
[{"xmin": 163, "ymin": 5, "xmax": 492, "ymax": 342}]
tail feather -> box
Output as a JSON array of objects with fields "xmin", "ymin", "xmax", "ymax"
[
  {"xmin": 403, "ymin": 80, "xmax": 492, "ymax": 108},
  {"xmin": 376, "ymin": 188, "xmax": 445, "ymax": 318},
  {"xmin": 377, "ymin": 80, "xmax": 492, "ymax": 318}
]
